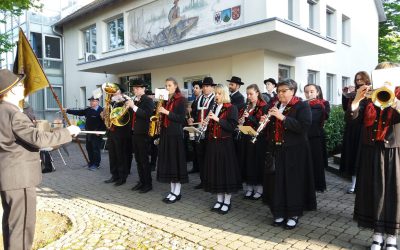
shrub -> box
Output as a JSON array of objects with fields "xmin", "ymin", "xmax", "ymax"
[{"xmin": 324, "ymin": 105, "xmax": 345, "ymax": 155}]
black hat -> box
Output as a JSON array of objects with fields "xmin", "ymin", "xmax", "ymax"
[
  {"xmin": 145, "ymin": 89, "xmax": 154, "ymax": 95},
  {"xmin": 129, "ymin": 78, "xmax": 147, "ymax": 87},
  {"xmin": 201, "ymin": 77, "xmax": 216, "ymax": 86},
  {"xmin": 0, "ymin": 69, "xmax": 25, "ymax": 95},
  {"xmin": 88, "ymin": 96, "xmax": 99, "ymax": 101},
  {"xmin": 226, "ymin": 76, "xmax": 244, "ymax": 85},
  {"xmin": 191, "ymin": 80, "xmax": 202, "ymax": 87},
  {"xmin": 264, "ymin": 78, "xmax": 277, "ymax": 86}
]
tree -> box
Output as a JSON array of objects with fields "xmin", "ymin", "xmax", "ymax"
[
  {"xmin": 379, "ymin": 0, "xmax": 400, "ymax": 63},
  {"xmin": 0, "ymin": 0, "xmax": 42, "ymax": 58}
]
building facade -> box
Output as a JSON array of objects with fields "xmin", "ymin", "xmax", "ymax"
[{"xmin": 56, "ymin": 0, "xmax": 385, "ymax": 106}]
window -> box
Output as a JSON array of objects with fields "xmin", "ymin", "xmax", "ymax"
[
  {"xmin": 184, "ymin": 75, "xmax": 208, "ymax": 101},
  {"xmin": 83, "ymin": 26, "xmax": 96, "ymax": 53},
  {"xmin": 80, "ymin": 87, "xmax": 86, "ymax": 108},
  {"xmin": 308, "ymin": 0, "xmax": 318, "ymax": 30},
  {"xmin": 308, "ymin": 70, "xmax": 318, "ymax": 84},
  {"xmin": 326, "ymin": 7, "xmax": 336, "ymax": 38},
  {"xmin": 342, "ymin": 15, "xmax": 351, "ymax": 44},
  {"xmin": 107, "ymin": 16, "xmax": 124, "ymax": 50},
  {"xmin": 326, "ymin": 74, "xmax": 335, "ymax": 102},
  {"xmin": 44, "ymin": 35, "xmax": 61, "ymax": 60},
  {"xmin": 45, "ymin": 86, "xmax": 63, "ymax": 110},
  {"xmin": 278, "ymin": 64, "xmax": 291, "ymax": 82},
  {"xmin": 30, "ymin": 32, "xmax": 43, "ymax": 58},
  {"xmin": 342, "ymin": 76, "xmax": 350, "ymax": 88}
]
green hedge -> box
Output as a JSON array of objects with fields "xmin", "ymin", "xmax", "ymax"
[{"xmin": 324, "ymin": 105, "xmax": 345, "ymax": 155}]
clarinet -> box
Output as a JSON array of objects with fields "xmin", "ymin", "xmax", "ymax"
[
  {"xmin": 195, "ymin": 102, "xmax": 217, "ymax": 143},
  {"xmin": 235, "ymin": 100, "xmax": 252, "ymax": 140},
  {"xmin": 251, "ymin": 102, "xmax": 278, "ymax": 144}
]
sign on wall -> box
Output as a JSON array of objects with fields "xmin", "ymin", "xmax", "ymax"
[{"xmin": 127, "ymin": 0, "xmax": 244, "ymax": 51}]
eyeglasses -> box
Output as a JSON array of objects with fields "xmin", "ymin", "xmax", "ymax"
[
  {"xmin": 277, "ymin": 88, "xmax": 291, "ymax": 94},
  {"xmin": 356, "ymin": 78, "xmax": 363, "ymax": 82}
]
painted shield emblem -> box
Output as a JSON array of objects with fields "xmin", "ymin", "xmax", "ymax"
[
  {"xmin": 214, "ymin": 11, "xmax": 221, "ymax": 24},
  {"xmin": 232, "ymin": 6, "xmax": 241, "ymax": 20},
  {"xmin": 221, "ymin": 8, "xmax": 231, "ymax": 23}
]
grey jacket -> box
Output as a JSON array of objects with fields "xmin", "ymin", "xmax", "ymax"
[{"xmin": 0, "ymin": 101, "xmax": 72, "ymax": 191}]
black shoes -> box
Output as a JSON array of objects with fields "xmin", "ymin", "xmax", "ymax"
[
  {"xmin": 139, "ymin": 185, "xmax": 152, "ymax": 193},
  {"xmin": 114, "ymin": 179, "xmax": 126, "ymax": 186},
  {"xmin": 104, "ymin": 177, "xmax": 119, "ymax": 183},
  {"xmin": 211, "ymin": 202, "xmax": 223, "ymax": 212},
  {"xmin": 285, "ymin": 217, "xmax": 299, "ymax": 230},
  {"xmin": 346, "ymin": 188, "xmax": 355, "ymax": 194},
  {"xmin": 131, "ymin": 182, "xmax": 143, "ymax": 191},
  {"xmin": 272, "ymin": 218, "xmax": 285, "ymax": 227},
  {"xmin": 163, "ymin": 193, "xmax": 181, "ymax": 204},
  {"xmin": 218, "ymin": 203, "xmax": 231, "ymax": 215},
  {"xmin": 194, "ymin": 183, "xmax": 203, "ymax": 189}
]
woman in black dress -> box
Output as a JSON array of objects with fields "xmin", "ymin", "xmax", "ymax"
[
  {"xmin": 304, "ymin": 84, "xmax": 329, "ymax": 192},
  {"xmin": 264, "ymin": 79, "xmax": 316, "ymax": 229},
  {"xmin": 238, "ymin": 84, "xmax": 268, "ymax": 200},
  {"xmin": 351, "ymin": 62, "xmax": 400, "ymax": 250},
  {"xmin": 157, "ymin": 77, "xmax": 188, "ymax": 204},
  {"xmin": 340, "ymin": 71, "xmax": 371, "ymax": 194},
  {"xmin": 203, "ymin": 84, "xmax": 241, "ymax": 214}
]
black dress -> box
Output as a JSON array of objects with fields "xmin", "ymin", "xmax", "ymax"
[
  {"xmin": 238, "ymin": 100, "xmax": 268, "ymax": 185},
  {"xmin": 157, "ymin": 92, "xmax": 188, "ymax": 184},
  {"xmin": 340, "ymin": 94, "xmax": 362, "ymax": 176},
  {"xmin": 203, "ymin": 103, "xmax": 242, "ymax": 193},
  {"xmin": 308, "ymin": 99, "xmax": 329, "ymax": 192},
  {"xmin": 350, "ymin": 100, "xmax": 400, "ymax": 235},
  {"xmin": 265, "ymin": 97, "xmax": 317, "ymax": 218}
]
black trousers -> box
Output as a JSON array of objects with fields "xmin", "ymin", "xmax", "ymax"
[
  {"xmin": 149, "ymin": 138, "xmax": 158, "ymax": 166},
  {"xmin": 108, "ymin": 132, "xmax": 132, "ymax": 180},
  {"xmin": 195, "ymin": 139, "xmax": 207, "ymax": 182},
  {"xmin": 86, "ymin": 134, "xmax": 102, "ymax": 167},
  {"xmin": 191, "ymin": 141, "xmax": 199, "ymax": 171},
  {"xmin": 1, "ymin": 187, "xmax": 36, "ymax": 250},
  {"xmin": 133, "ymin": 134, "xmax": 152, "ymax": 186}
]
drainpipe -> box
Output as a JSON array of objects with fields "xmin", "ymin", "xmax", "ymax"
[{"xmin": 52, "ymin": 25, "xmax": 66, "ymax": 110}]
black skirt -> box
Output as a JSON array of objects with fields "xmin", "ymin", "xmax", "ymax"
[
  {"xmin": 340, "ymin": 121, "xmax": 362, "ymax": 176},
  {"xmin": 203, "ymin": 137, "xmax": 242, "ymax": 194},
  {"xmin": 239, "ymin": 134, "xmax": 266, "ymax": 185},
  {"xmin": 354, "ymin": 143, "xmax": 400, "ymax": 235},
  {"xmin": 268, "ymin": 143, "xmax": 317, "ymax": 218},
  {"xmin": 309, "ymin": 136, "xmax": 327, "ymax": 192},
  {"xmin": 156, "ymin": 133, "xmax": 188, "ymax": 183}
]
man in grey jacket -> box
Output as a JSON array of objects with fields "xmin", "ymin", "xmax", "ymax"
[{"xmin": 0, "ymin": 69, "xmax": 80, "ymax": 250}]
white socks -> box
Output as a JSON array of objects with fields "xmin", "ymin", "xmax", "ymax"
[
  {"xmin": 274, "ymin": 217, "xmax": 284, "ymax": 223},
  {"xmin": 221, "ymin": 194, "xmax": 231, "ymax": 212},
  {"xmin": 174, "ymin": 183, "xmax": 181, "ymax": 195},
  {"xmin": 386, "ymin": 235, "xmax": 397, "ymax": 250},
  {"xmin": 286, "ymin": 216, "xmax": 298, "ymax": 226},
  {"xmin": 169, "ymin": 182, "xmax": 181, "ymax": 201},
  {"xmin": 371, "ymin": 233, "xmax": 384, "ymax": 250},
  {"xmin": 350, "ymin": 176, "xmax": 356, "ymax": 190},
  {"xmin": 253, "ymin": 185, "xmax": 263, "ymax": 199},
  {"xmin": 167, "ymin": 183, "xmax": 176, "ymax": 199},
  {"xmin": 214, "ymin": 194, "xmax": 224, "ymax": 209},
  {"xmin": 245, "ymin": 185, "xmax": 253, "ymax": 197}
]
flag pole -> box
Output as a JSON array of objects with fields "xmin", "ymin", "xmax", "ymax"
[{"xmin": 17, "ymin": 28, "xmax": 89, "ymax": 164}]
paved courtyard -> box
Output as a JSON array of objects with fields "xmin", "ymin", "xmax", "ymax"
[{"xmin": 1, "ymin": 143, "xmax": 378, "ymax": 249}]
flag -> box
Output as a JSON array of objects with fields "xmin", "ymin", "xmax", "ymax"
[{"xmin": 13, "ymin": 28, "xmax": 49, "ymax": 96}]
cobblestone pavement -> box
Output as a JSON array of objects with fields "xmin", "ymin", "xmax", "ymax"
[{"xmin": 0, "ymin": 143, "xmax": 380, "ymax": 249}]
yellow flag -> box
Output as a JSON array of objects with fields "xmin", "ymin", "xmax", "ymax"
[{"xmin": 13, "ymin": 28, "xmax": 49, "ymax": 96}]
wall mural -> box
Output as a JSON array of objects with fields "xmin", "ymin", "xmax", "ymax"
[{"xmin": 128, "ymin": 0, "xmax": 244, "ymax": 51}]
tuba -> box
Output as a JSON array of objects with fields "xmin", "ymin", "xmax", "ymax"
[
  {"xmin": 102, "ymin": 83, "xmax": 119, "ymax": 129},
  {"xmin": 149, "ymin": 95, "xmax": 165, "ymax": 144}
]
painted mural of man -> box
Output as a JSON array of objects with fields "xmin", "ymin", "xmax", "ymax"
[{"xmin": 168, "ymin": 0, "xmax": 181, "ymax": 25}]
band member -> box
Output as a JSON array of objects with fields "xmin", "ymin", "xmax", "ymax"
[
  {"xmin": 340, "ymin": 71, "xmax": 371, "ymax": 194},
  {"xmin": 126, "ymin": 79, "xmax": 155, "ymax": 193},
  {"xmin": 187, "ymin": 80, "xmax": 202, "ymax": 174},
  {"xmin": 304, "ymin": 84, "xmax": 329, "ymax": 192},
  {"xmin": 104, "ymin": 84, "xmax": 133, "ymax": 186},
  {"xmin": 264, "ymin": 79, "xmax": 316, "ymax": 230},
  {"xmin": 0, "ymin": 69, "xmax": 80, "ymax": 250},
  {"xmin": 227, "ymin": 76, "xmax": 245, "ymax": 110},
  {"xmin": 66, "ymin": 96, "xmax": 106, "ymax": 170},
  {"xmin": 157, "ymin": 77, "xmax": 188, "ymax": 203},
  {"xmin": 262, "ymin": 78, "xmax": 277, "ymax": 103},
  {"xmin": 238, "ymin": 84, "xmax": 268, "ymax": 200},
  {"xmin": 350, "ymin": 62, "xmax": 400, "ymax": 250},
  {"xmin": 203, "ymin": 84, "xmax": 241, "ymax": 214},
  {"xmin": 188, "ymin": 77, "xmax": 216, "ymax": 189}
]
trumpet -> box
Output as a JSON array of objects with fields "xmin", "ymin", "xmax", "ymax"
[
  {"xmin": 195, "ymin": 102, "xmax": 217, "ymax": 143},
  {"xmin": 365, "ymin": 82, "xmax": 395, "ymax": 109},
  {"xmin": 251, "ymin": 102, "xmax": 278, "ymax": 143}
]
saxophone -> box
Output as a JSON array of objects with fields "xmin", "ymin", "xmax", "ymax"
[
  {"xmin": 149, "ymin": 95, "xmax": 165, "ymax": 144},
  {"xmin": 102, "ymin": 83, "xmax": 119, "ymax": 129}
]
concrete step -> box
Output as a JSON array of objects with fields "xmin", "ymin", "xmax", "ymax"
[{"xmin": 327, "ymin": 157, "xmax": 340, "ymax": 175}]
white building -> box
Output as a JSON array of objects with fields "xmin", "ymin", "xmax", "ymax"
[{"xmin": 55, "ymin": 0, "xmax": 385, "ymax": 107}]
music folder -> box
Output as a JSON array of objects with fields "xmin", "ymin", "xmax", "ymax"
[
  {"xmin": 238, "ymin": 125, "xmax": 257, "ymax": 136},
  {"xmin": 183, "ymin": 126, "xmax": 201, "ymax": 134}
]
